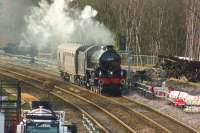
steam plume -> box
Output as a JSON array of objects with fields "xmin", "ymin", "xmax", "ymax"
[{"xmin": 22, "ymin": 0, "xmax": 113, "ymax": 54}]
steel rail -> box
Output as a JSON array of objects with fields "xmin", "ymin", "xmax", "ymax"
[
  {"xmin": 0, "ymin": 66, "xmax": 173, "ymax": 132},
  {"xmin": 0, "ymin": 62, "xmax": 198, "ymax": 132},
  {"xmin": 0, "ymin": 68, "xmax": 136, "ymax": 133}
]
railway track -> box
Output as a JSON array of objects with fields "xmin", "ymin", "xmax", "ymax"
[
  {"xmin": 19, "ymin": 84, "xmax": 89, "ymax": 133},
  {"xmin": 0, "ymin": 59, "xmax": 199, "ymax": 133},
  {"xmin": 0, "ymin": 64, "xmax": 140, "ymax": 132},
  {"xmin": 0, "ymin": 68, "xmax": 121, "ymax": 133},
  {"xmin": 0, "ymin": 65, "xmax": 169, "ymax": 133},
  {"xmin": 52, "ymin": 87, "xmax": 135, "ymax": 133}
]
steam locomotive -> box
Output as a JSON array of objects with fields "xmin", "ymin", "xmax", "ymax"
[{"xmin": 57, "ymin": 43, "xmax": 126, "ymax": 95}]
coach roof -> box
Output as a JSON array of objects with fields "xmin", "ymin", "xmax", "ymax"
[{"xmin": 58, "ymin": 43, "xmax": 88, "ymax": 54}]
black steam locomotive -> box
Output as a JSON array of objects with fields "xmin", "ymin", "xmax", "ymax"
[{"xmin": 57, "ymin": 43, "xmax": 126, "ymax": 95}]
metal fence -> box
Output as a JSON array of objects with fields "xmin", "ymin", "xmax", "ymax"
[{"xmin": 119, "ymin": 53, "xmax": 159, "ymax": 66}]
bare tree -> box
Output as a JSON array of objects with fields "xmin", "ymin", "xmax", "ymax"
[
  {"xmin": 185, "ymin": 0, "xmax": 200, "ymax": 60},
  {"xmin": 76, "ymin": 0, "xmax": 187, "ymax": 58}
]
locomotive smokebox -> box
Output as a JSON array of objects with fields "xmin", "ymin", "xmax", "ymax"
[{"xmin": 99, "ymin": 47, "xmax": 121, "ymax": 71}]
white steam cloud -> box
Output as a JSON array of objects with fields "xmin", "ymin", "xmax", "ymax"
[
  {"xmin": 21, "ymin": 0, "xmax": 113, "ymax": 53},
  {"xmin": 0, "ymin": 0, "xmax": 33, "ymax": 42}
]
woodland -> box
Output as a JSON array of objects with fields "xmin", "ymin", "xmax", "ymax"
[{"xmin": 76, "ymin": 0, "xmax": 200, "ymax": 60}]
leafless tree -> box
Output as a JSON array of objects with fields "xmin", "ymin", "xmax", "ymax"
[
  {"xmin": 76, "ymin": 0, "xmax": 189, "ymax": 58},
  {"xmin": 185, "ymin": 0, "xmax": 200, "ymax": 60}
]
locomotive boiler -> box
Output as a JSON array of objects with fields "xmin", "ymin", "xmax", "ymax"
[{"xmin": 57, "ymin": 43, "xmax": 126, "ymax": 95}]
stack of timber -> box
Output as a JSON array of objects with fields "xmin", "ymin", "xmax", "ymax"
[{"xmin": 158, "ymin": 55, "xmax": 200, "ymax": 82}]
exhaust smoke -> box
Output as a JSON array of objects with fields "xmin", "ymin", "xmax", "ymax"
[{"xmin": 21, "ymin": 0, "xmax": 113, "ymax": 56}]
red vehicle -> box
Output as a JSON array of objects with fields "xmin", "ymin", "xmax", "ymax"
[{"xmin": 174, "ymin": 98, "xmax": 186, "ymax": 107}]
